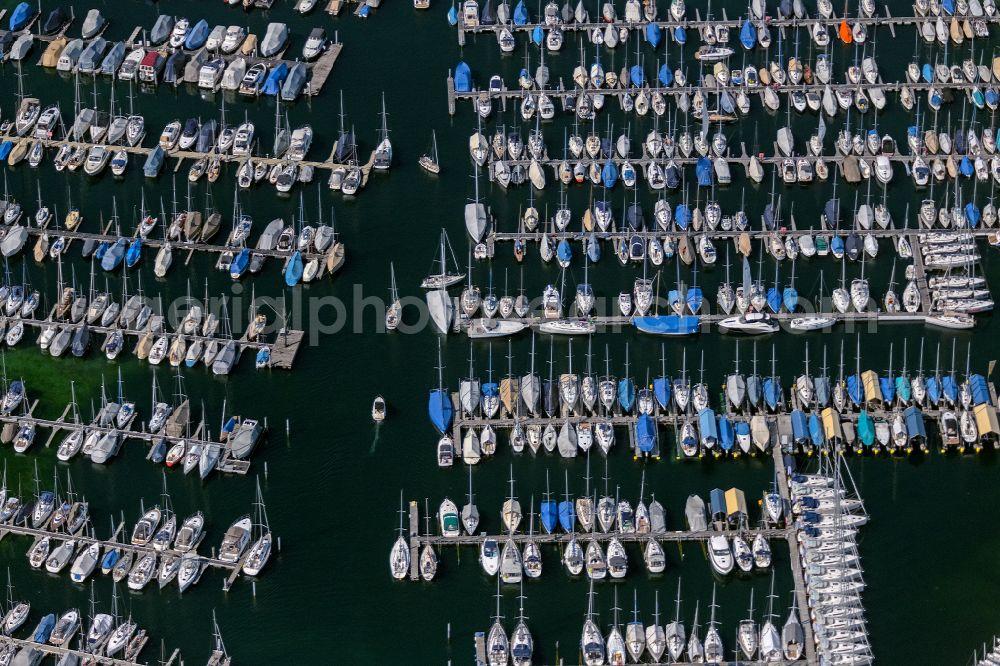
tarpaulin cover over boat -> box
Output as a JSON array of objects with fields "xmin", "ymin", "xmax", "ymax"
[
  {"xmin": 558, "ymin": 500, "xmax": 575, "ymax": 532},
  {"xmin": 709, "ymin": 488, "xmax": 726, "ymax": 522},
  {"xmin": 653, "ymin": 377, "xmax": 671, "ymax": 408},
  {"xmin": 696, "ymin": 157, "xmax": 713, "ymax": 186},
  {"xmin": 790, "ymin": 410, "xmax": 808, "ymax": 443},
  {"xmin": 858, "ymin": 410, "xmax": 875, "ymax": 447},
  {"xmin": 645, "ymin": 22, "xmax": 661, "ymax": 48},
  {"xmin": 540, "ymin": 500, "xmax": 557, "ymax": 533},
  {"xmin": 904, "ymin": 405, "xmax": 927, "ymax": 441},
  {"xmin": 974, "ymin": 404, "xmax": 1000, "ymax": 437},
  {"xmin": 847, "ymin": 373, "xmax": 863, "ymax": 406},
  {"xmin": 618, "ymin": 378, "xmax": 635, "ymax": 413},
  {"xmin": 428, "ymin": 389, "xmax": 454, "ymax": 433},
  {"xmin": 454, "ymin": 61, "xmax": 472, "ymax": 92},
  {"xmin": 724, "ymin": 488, "xmax": 747, "ymax": 522},
  {"xmin": 630, "ymin": 64, "xmax": 644, "ymax": 86},
  {"xmin": 861, "ymin": 371, "xmax": 882, "ymax": 406},
  {"xmin": 809, "ymin": 413, "xmax": 825, "ymax": 447},
  {"xmin": 698, "ymin": 408, "xmax": 718, "ymax": 445},
  {"xmin": 970, "ymin": 374, "xmax": 990, "ymax": 405},
  {"xmin": 942, "ymin": 376, "xmax": 958, "ymax": 405},
  {"xmin": 658, "ymin": 63, "xmax": 674, "ymax": 86},
  {"xmin": 718, "ymin": 416, "xmax": 734, "ymax": 451},
  {"xmin": 821, "ymin": 407, "xmax": 843, "ymax": 442},
  {"xmin": 637, "ymin": 414, "xmax": 656, "ymax": 453},
  {"xmin": 879, "ymin": 376, "xmax": 895, "ymax": 404}
]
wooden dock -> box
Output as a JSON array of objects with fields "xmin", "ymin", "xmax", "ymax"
[
  {"xmin": 0, "ymin": 634, "xmax": 147, "ymax": 666},
  {"xmin": 406, "ymin": 500, "xmax": 788, "ymax": 546},
  {"xmin": 772, "ymin": 446, "xmax": 819, "ymax": 665},
  {"xmin": 457, "ymin": 6, "xmax": 1000, "ymax": 35},
  {"xmin": 306, "ymin": 40, "xmax": 344, "ymax": 97}
]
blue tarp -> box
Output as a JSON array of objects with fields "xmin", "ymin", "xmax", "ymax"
[
  {"xmin": 791, "ymin": 410, "xmax": 808, "ymax": 444},
  {"xmin": 645, "ymin": 22, "xmax": 661, "ymax": 48},
  {"xmin": 674, "ymin": 204, "xmax": 690, "ymax": 230},
  {"xmin": 709, "ymin": 488, "xmax": 725, "ymax": 520},
  {"xmin": 653, "ymin": 377, "xmax": 671, "ymax": 408},
  {"xmin": 880, "ymin": 377, "xmax": 896, "ymax": 404},
  {"xmin": 847, "ymin": 374, "xmax": 863, "ymax": 406},
  {"xmin": 685, "ymin": 287, "xmax": 703, "ymax": 314},
  {"xmin": 696, "ymin": 157, "xmax": 713, "ymax": 186},
  {"xmin": 262, "ymin": 62, "xmax": 289, "ymax": 96},
  {"xmin": 284, "ymin": 251, "xmax": 303, "ymax": 286},
  {"xmin": 9, "ymin": 3, "xmax": 33, "ymax": 31},
  {"xmin": 658, "ymin": 63, "xmax": 674, "ymax": 86},
  {"xmin": 783, "ymin": 287, "xmax": 798, "ymax": 312},
  {"xmin": 513, "ymin": 0, "xmax": 528, "ymax": 23},
  {"xmin": 740, "ymin": 19, "xmax": 755, "ymax": 49},
  {"xmin": 698, "ymin": 408, "xmax": 718, "ymax": 446},
  {"xmin": 942, "ymin": 376, "xmax": 958, "ymax": 404},
  {"xmin": 718, "ymin": 416, "xmax": 734, "ymax": 451},
  {"xmin": 966, "ymin": 203, "xmax": 981, "ymax": 228},
  {"xmin": 558, "ymin": 501, "xmax": 574, "ymax": 532},
  {"xmin": 428, "ymin": 388, "xmax": 453, "ymax": 433},
  {"xmin": 557, "ymin": 239, "xmax": 572, "ymax": 263},
  {"xmin": 630, "ymin": 64, "xmax": 645, "ymax": 87},
  {"xmin": 970, "ymin": 374, "xmax": 990, "ymax": 405},
  {"xmin": 927, "ymin": 376, "xmax": 941, "ymax": 405},
  {"xmin": 766, "ymin": 287, "xmax": 781, "ymax": 313},
  {"xmin": 960, "ymin": 156, "xmax": 974, "ymax": 177},
  {"xmin": 674, "ymin": 25, "xmax": 686, "ymax": 43},
  {"xmin": 601, "ymin": 159, "xmax": 618, "ymax": 188},
  {"xmin": 531, "ymin": 25, "xmax": 543, "ymax": 44},
  {"xmin": 618, "ymin": 378, "xmax": 635, "ymax": 413},
  {"xmin": 809, "ymin": 413, "xmax": 825, "ymax": 447},
  {"xmin": 540, "ymin": 500, "xmax": 557, "ymax": 533},
  {"xmin": 764, "ymin": 377, "xmax": 781, "ymax": 410},
  {"xmin": 447, "ymin": 3, "xmax": 458, "ymax": 24},
  {"xmin": 633, "ymin": 315, "xmax": 700, "ymax": 336},
  {"xmin": 637, "ymin": 414, "xmax": 656, "ymax": 453},
  {"xmin": 454, "ymin": 61, "xmax": 472, "ymax": 92},
  {"xmin": 904, "ymin": 405, "xmax": 927, "ymax": 440}
]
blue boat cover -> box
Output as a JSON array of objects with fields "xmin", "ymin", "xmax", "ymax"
[
  {"xmin": 602, "ymin": 159, "xmax": 618, "ymax": 188},
  {"xmin": 645, "ymin": 22, "xmax": 661, "ymax": 48},
  {"xmin": 830, "ymin": 236, "xmax": 844, "ymax": 254},
  {"xmin": 447, "ymin": 4, "xmax": 458, "ymax": 24},
  {"xmin": 698, "ymin": 408, "xmax": 718, "ymax": 443},
  {"xmin": 284, "ymin": 251, "xmax": 303, "ymax": 286},
  {"xmin": 637, "ymin": 414, "xmax": 656, "ymax": 453},
  {"xmin": 0, "ymin": 142, "xmax": 12, "ymax": 161},
  {"xmin": 618, "ymin": 378, "xmax": 635, "ymax": 412},
  {"xmin": 857, "ymin": 410, "xmax": 874, "ymax": 446},
  {"xmin": 824, "ymin": 199, "xmax": 839, "ymax": 226},
  {"xmin": 674, "ymin": 203, "xmax": 690, "ymax": 230},
  {"xmin": 766, "ymin": 287, "xmax": 781, "ymax": 313},
  {"xmin": 630, "ymin": 64, "xmax": 644, "ymax": 86},
  {"xmin": 763, "ymin": 378, "xmax": 780, "ymax": 410},
  {"xmin": 696, "ymin": 157, "xmax": 713, "ymax": 186},
  {"xmin": 428, "ymin": 388, "xmax": 453, "ymax": 433},
  {"xmin": 674, "ymin": 26, "xmax": 686, "ymax": 44},
  {"xmin": 540, "ymin": 500, "xmax": 557, "ymax": 533},
  {"xmin": 558, "ymin": 500, "xmax": 574, "ymax": 532},
  {"xmin": 960, "ymin": 156, "xmax": 974, "ymax": 177},
  {"xmin": 531, "ymin": 25, "xmax": 543, "ymax": 44},
  {"xmin": 658, "ymin": 63, "xmax": 674, "ymax": 86},
  {"xmin": 709, "ymin": 488, "xmax": 725, "ymax": 518},
  {"xmin": 633, "ymin": 315, "xmax": 700, "ymax": 336},
  {"xmin": 262, "ymin": 62, "xmax": 289, "ymax": 96},
  {"xmin": 587, "ymin": 234, "xmax": 601, "ymax": 262},
  {"xmin": 514, "ymin": 0, "xmax": 528, "ymax": 23},
  {"xmin": 782, "ymin": 286, "xmax": 798, "ymax": 312},
  {"xmin": 9, "ymin": 3, "xmax": 32, "ymax": 31},
  {"xmin": 126, "ymin": 238, "xmax": 142, "ymax": 267},
  {"xmin": 895, "ymin": 376, "xmax": 912, "ymax": 402},
  {"xmin": 965, "ymin": 203, "xmax": 980, "ymax": 227},
  {"xmin": 557, "ymin": 239, "xmax": 572, "ymax": 263},
  {"xmin": 987, "ymin": 89, "xmax": 1000, "ymax": 107},
  {"xmin": 454, "ymin": 61, "xmax": 472, "ymax": 92},
  {"xmin": 926, "ymin": 376, "xmax": 941, "ymax": 405},
  {"xmin": 718, "ymin": 416, "xmax": 734, "ymax": 451},
  {"xmin": 735, "ymin": 419, "xmax": 750, "ymax": 442},
  {"xmin": 904, "ymin": 405, "xmax": 927, "ymax": 439},
  {"xmin": 791, "ymin": 410, "xmax": 808, "ymax": 443},
  {"xmin": 740, "ymin": 19, "xmax": 755, "ymax": 49},
  {"xmin": 483, "ymin": 383, "xmax": 499, "ymax": 402},
  {"xmin": 808, "ymin": 413, "xmax": 825, "ymax": 447},
  {"xmin": 685, "ymin": 287, "xmax": 703, "ymax": 314},
  {"xmin": 970, "ymin": 374, "xmax": 990, "ymax": 405},
  {"xmin": 653, "ymin": 377, "xmax": 671, "ymax": 408},
  {"xmin": 942, "ymin": 0, "xmax": 955, "ymax": 13},
  {"xmin": 847, "ymin": 374, "xmax": 863, "ymax": 406},
  {"xmin": 880, "ymin": 376, "xmax": 896, "ymax": 404},
  {"xmin": 942, "ymin": 376, "xmax": 958, "ymax": 404}
]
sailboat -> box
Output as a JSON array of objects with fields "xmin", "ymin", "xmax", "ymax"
[
  {"xmin": 419, "ymin": 130, "xmax": 440, "ymax": 174},
  {"xmin": 462, "ymin": 464, "xmax": 479, "ymax": 535},
  {"xmin": 486, "ymin": 578, "xmax": 509, "ymax": 666},
  {"xmin": 242, "ymin": 478, "xmax": 272, "ymax": 576}
]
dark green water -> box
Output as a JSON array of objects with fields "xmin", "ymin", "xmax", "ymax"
[{"xmin": 0, "ymin": 0, "xmax": 998, "ymax": 664}]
